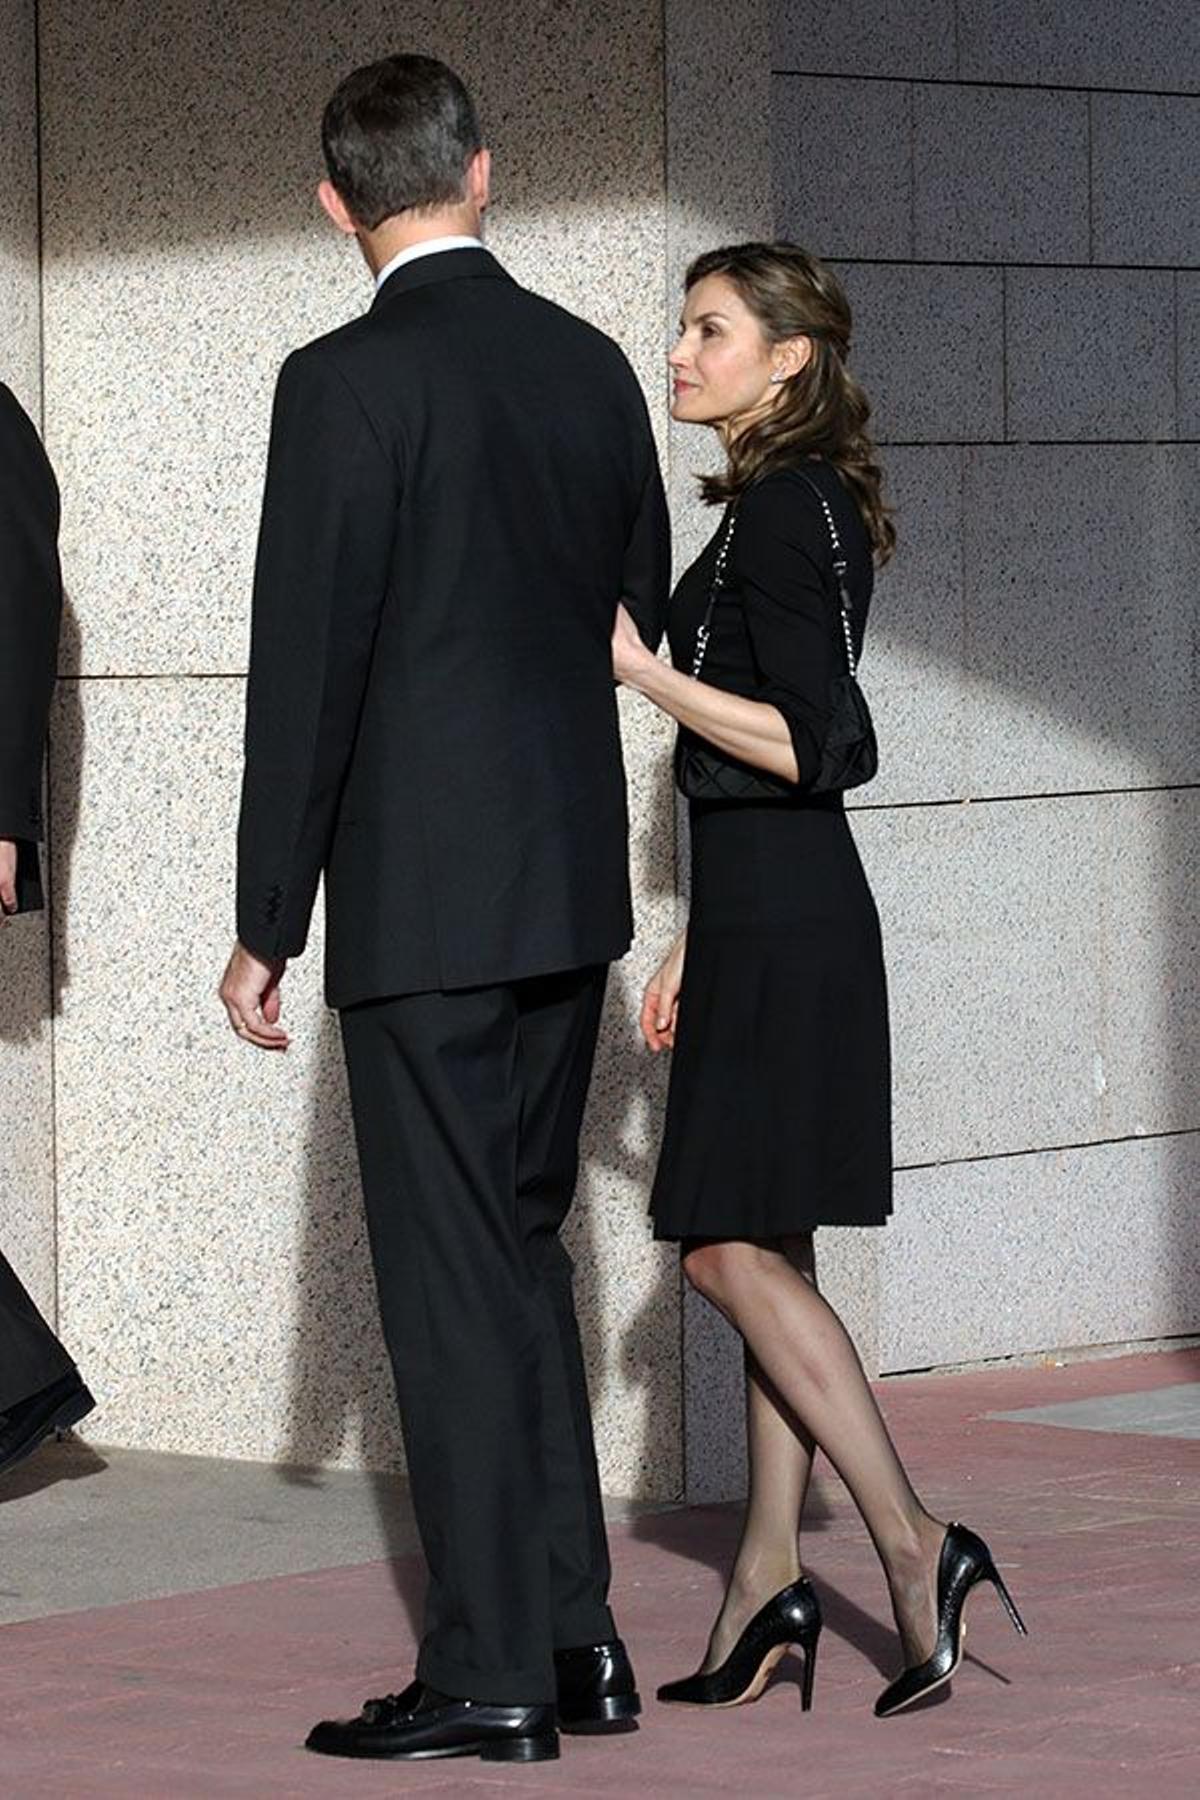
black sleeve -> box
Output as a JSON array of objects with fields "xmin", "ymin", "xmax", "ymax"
[
  {"xmin": 620, "ymin": 399, "xmax": 671, "ymax": 654},
  {"xmin": 733, "ymin": 476, "xmax": 838, "ymax": 790},
  {"xmin": 0, "ymin": 386, "xmax": 62, "ymax": 852},
  {"xmin": 236, "ymin": 348, "xmax": 397, "ymax": 961}
]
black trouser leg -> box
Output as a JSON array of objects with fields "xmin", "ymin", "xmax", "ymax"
[
  {"xmin": 513, "ymin": 968, "xmax": 614, "ymax": 1650},
  {"xmin": 339, "ymin": 966, "xmax": 613, "ymax": 1705},
  {"xmin": 0, "ymin": 1250, "xmax": 75, "ymax": 1412}
]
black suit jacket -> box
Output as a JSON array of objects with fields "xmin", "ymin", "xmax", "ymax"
[
  {"xmin": 237, "ymin": 248, "xmax": 670, "ymax": 1006},
  {"xmin": 0, "ymin": 384, "xmax": 62, "ymax": 913}
]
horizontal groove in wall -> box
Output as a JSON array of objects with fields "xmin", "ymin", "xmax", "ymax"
[
  {"xmin": 897, "ymin": 1125, "xmax": 1199, "ymax": 1176},
  {"xmin": 877, "ymin": 439, "xmax": 1200, "ymax": 449},
  {"xmin": 849, "ymin": 783, "xmax": 1200, "ymax": 813},
  {"xmin": 772, "ymin": 69, "xmax": 1200, "ymax": 104},
  {"xmin": 832, "ymin": 256, "xmax": 1199, "ymax": 274}
]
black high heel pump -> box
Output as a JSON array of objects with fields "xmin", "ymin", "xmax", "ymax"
[
  {"xmin": 657, "ymin": 1578, "xmax": 822, "ymax": 1712},
  {"xmin": 875, "ymin": 1522, "xmax": 1027, "ymax": 1719}
]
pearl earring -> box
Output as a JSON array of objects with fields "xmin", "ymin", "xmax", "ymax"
[{"xmin": 769, "ymin": 371, "xmax": 787, "ymax": 384}]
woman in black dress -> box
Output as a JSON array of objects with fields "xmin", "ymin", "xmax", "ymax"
[{"xmin": 612, "ymin": 243, "xmax": 1025, "ymax": 1719}]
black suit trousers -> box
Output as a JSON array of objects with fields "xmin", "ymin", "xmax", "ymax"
[
  {"xmin": 0, "ymin": 1251, "xmax": 74, "ymax": 1412},
  {"xmin": 339, "ymin": 965, "xmax": 614, "ymax": 1704}
]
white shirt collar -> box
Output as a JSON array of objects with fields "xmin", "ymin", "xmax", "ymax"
[{"xmin": 374, "ymin": 236, "xmax": 483, "ymax": 292}]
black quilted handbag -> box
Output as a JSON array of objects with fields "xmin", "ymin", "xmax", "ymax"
[{"xmin": 674, "ymin": 469, "xmax": 878, "ymax": 800}]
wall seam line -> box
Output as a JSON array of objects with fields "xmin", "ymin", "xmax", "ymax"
[{"xmin": 897, "ymin": 1125, "xmax": 1200, "ymax": 1176}]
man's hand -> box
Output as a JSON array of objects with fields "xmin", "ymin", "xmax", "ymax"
[
  {"xmin": 0, "ymin": 840, "xmax": 18, "ymax": 922},
  {"xmin": 219, "ymin": 941, "xmax": 290, "ymax": 1051}
]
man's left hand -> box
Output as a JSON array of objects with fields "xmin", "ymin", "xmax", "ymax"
[{"xmin": 219, "ymin": 941, "xmax": 290, "ymax": 1050}]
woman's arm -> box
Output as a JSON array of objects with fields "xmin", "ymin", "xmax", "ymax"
[{"xmin": 612, "ymin": 606, "xmax": 799, "ymax": 782}]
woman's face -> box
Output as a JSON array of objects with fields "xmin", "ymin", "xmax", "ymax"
[{"xmin": 669, "ymin": 274, "xmax": 807, "ymax": 436}]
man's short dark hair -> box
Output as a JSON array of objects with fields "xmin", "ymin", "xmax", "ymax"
[{"xmin": 321, "ymin": 55, "xmax": 483, "ymax": 230}]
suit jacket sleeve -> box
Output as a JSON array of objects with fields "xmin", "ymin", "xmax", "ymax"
[
  {"xmin": 0, "ymin": 385, "xmax": 62, "ymax": 912},
  {"xmin": 620, "ymin": 405, "xmax": 671, "ymax": 654},
  {"xmin": 735, "ymin": 477, "xmax": 838, "ymax": 791},
  {"xmin": 236, "ymin": 348, "xmax": 397, "ymax": 961}
]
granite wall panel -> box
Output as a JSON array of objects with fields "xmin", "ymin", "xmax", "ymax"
[
  {"xmin": 1092, "ymin": 94, "xmax": 1200, "ymax": 269},
  {"xmin": 913, "ymin": 84, "xmax": 1090, "ymax": 264},
  {"xmin": 855, "ymin": 787, "xmax": 1200, "ymax": 1168},
  {"xmin": 850, "ymin": 445, "xmax": 971, "ymax": 809},
  {"xmin": 961, "ymin": 445, "xmax": 1200, "ymax": 797},
  {"xmin": 1005, "ymin": 269, "xmax": 1176, "ymax": 443},
  {"xmin": 836, "ymin": 262, "xmax": 1005, "ymax": 443},
  {"xmin": 1178, "ymin": 273, "xmax": 1200, "ymax": 439},
  {"xmin": 881, "ymin": 1134, "xmax": 1200, "ymax": 1372},
  {"xmin": 773, "ymin": 0, "xmax": 956, "ymax": 80},
  {"xmin": 957, "ymin": 0, "xmax": 1200, "ymax": 96},
  {"xmin": 773, "ymin": 77, "xmax": 913, "ymax": 262}
]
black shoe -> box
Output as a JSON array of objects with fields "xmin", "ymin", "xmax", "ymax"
[
  {"xmin": 875, "ymin": 1522, "xmax": 1028, "ymax": 1719},
  {"xmin": 305, "ymin": 1679, "xmax": 559, "ymax": 1762},
  {"xmin": 657, "ymin": 1577, "xmax": 822, "ymax": 1711},
  {"xmin": 555, "ymin": 1639, "xmax": 641, "ymax": 1734},
  {"xmin": 0, "ymin": 1372, "xmax": 95, "ymax": 1479}
]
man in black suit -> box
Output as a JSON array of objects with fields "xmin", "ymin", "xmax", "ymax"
[
  {"xmin": 219, "ymin": 55, "xmax": 669, "ymax": 1764},
  {"xmin": 0, "ymin": 382, "xmax": 95, "ymax": 1478}
]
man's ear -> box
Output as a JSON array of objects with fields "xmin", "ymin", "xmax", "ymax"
[
  {"xmin": 317, "ymin": 179, "xmax": 358, "ymax": 236},
  {"xmin": 466, "ymin": 147, "xmax": 492, "ymax": 213}
]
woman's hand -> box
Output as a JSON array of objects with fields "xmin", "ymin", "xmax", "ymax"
[
  {"xmin": 612, "ymin": 602, "xmax": 653, "ymax": 687},
  {"xmin": 641, "ymin": 927, "xmax": 688, "ymax": 1052}
]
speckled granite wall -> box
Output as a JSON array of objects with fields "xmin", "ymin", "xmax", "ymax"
[
  {"xmin": 0, "ymin": 0, "xmax": 57, "ymax": 1329},
  {"xmin": 38, "ymin": 0, "xmax": 680, "ymax": 1494}
]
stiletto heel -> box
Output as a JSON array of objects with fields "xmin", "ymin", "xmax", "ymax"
[
  {"xmin": 657, "ymin": 1577, "xmax": 822, "ymax": 1711},
  {"xmin": 798, "ymin": 1634, "xmax": 818, "ymax": 1713},
  {"xmin": 987, "ymin": 1565, "xmax": 1028, "ymax": 1637},
  {"xmin": 875, "ymin": 1523, "xmax": 1027, "ymax": 1719}
]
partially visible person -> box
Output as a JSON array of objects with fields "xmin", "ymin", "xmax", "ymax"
[
  {"xmin": 613, "ymin": 243, "xmax": 1026, "ymax": 1720},
  {"xmin": 0, "ymin": 381, "xmax": 95, "ymax": 1478}
]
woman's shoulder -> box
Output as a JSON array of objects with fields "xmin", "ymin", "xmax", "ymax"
[
  {"xmin": 737, "ymin": 458, "xmax": 845, "ymax": 544},
  {"xmin": 745, "ymin": 458, "xmax": 869, "ymax": 554}
]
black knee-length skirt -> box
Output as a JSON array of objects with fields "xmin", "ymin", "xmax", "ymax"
[{"xmin": 649, "ymin": 795, "xmax": 893, "ymax": 1242}]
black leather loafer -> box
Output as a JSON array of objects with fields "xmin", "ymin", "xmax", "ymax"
[
  {"xmin": 305, "ymin": 1679, "xmax": 559, "ymax": 1762},
  {"xmin": 555, "ymin": 1639, "xmax": 641, "ymax": 1733},
  {"xmin": 0, "ymin": 1372, "xmax": 95, "ymax": 1479}
]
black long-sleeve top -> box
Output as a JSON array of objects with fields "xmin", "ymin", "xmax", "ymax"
[{"xmin": 667, "ymin": 458, "xmax": 874, "ymax": 792}]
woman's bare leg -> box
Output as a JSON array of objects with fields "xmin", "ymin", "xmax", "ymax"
[
  {"xmin": 701, "ymin": 1236, "xmax": 817, "ymax": 1669},
  {"xmin": 683, "ymin": 1237, "xmax": 946, "ymax": 1665}
]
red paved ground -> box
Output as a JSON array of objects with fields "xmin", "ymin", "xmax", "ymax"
[{"xmin": 3, "ymin": 1349, "xmax": 1198, "ymax": 1797}]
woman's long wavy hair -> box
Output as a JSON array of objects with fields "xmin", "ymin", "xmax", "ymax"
[{"xmin": 687, "ymin": 242, "xmax": 895, "ymax": 564}]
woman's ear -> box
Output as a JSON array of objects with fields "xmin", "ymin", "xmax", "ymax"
[{"xmin": 774, "ymin": 334, "xmax": 814, "ymax": 381}]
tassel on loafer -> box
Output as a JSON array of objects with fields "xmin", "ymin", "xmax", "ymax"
[
  {"xmin": 657, "ymin": 1576, "xmax": 822, "ymax": 1712},
  {"xmin": 875, "ymin": 1522, "xmax": 1027, "ymax": 1719}
]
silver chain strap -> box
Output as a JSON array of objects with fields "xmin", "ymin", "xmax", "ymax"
[
  {"xmin": 805, "ymin": 485, "xmax": 859, "ymax": 681},
  {"xmin": 690, "ymin": 505, "xmax": 738, "ymax": 678},
  {"xmin": 690, "ymin": 478, "xmax": 859, "ymax": 682}
]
